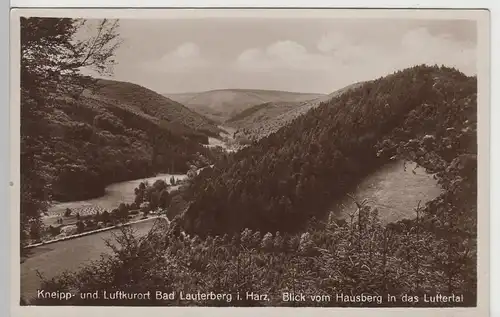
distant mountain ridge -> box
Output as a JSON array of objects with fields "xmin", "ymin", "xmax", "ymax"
[
  {"xmin": 164, "ymin": 89, "xmax": 324, "ymax": 122},
  {"xmin": 227, "ymin": 82, "xmax": 365, "ymax": 142}
]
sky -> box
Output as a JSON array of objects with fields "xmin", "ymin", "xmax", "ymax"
[{"xmin": 86, "ymin": 18, "xmax": 477, "ymax": 94}]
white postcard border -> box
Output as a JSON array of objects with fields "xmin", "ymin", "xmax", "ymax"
[{"xmin": 9, "ymin": 7, "xmax": 491, "ymax": 317}]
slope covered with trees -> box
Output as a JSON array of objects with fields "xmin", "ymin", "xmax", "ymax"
[
  {"xmin": 225, "ymin": 101, "xmax": 295, "ymax": 124},
  {"xmin": 182, "ymin": 65, "xmax": 477, "ymax": 236},
  {"xmin": 228, "ymin": 82, "xmax": 364, "ymax": 143},
  {"xmin": 42, "ymin": 86, "xmax": 215, "ymax": 204},
  {"xmin": 95, "ymin": 79, "xmax": 221, "ymax": 137}
]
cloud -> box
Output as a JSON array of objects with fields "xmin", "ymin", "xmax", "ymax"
[
  {"xmin": 235, "ymin": 40, "xmax": 341, "ymax": 72},
  {"xmin": 172, "ymin": 42, "xmax": 201, "ymax": 58},
  {"xmin": 141, "ymin": 42, "xmax": 210, "ymax": 73},
  {"xmin": 266, "ymin": 40, "xmax": 308, "ymax": 58},
  {"xmin": 398, "ymin": 27, "xmax": 476, "ymax": 74},
  {"xmin": 317, "ymin": 32, "xmax": 349, "ymax": 53},
  {"xmin": 234, "ymin": 28, "xmax": 476, "ymax": 79}
]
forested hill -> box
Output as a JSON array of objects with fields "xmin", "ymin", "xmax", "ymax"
[
  {"xmin": 36, "ymin": 79, "xmax": 217, "ymax": 203},
  {"xmin": 93, "ymin": 79, "xmax": 221, "ymax": 137},
  {"xmin": 182, "ymin": 65, "xmax": 477, "ymax": 236}
]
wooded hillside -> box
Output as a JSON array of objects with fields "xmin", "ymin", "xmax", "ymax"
[{"xmin": 183, "ymin": 65, "xmax": 477, "ymax": 236}]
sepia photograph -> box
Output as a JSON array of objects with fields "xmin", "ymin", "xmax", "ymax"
[{"xmin": 12, "ymin": 8, "xmax": 489, "ymax": 311}]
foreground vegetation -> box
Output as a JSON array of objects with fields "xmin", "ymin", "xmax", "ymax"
[{"xmin": 32, "ymin": 186, "xmax": 476, "ymax": 307}]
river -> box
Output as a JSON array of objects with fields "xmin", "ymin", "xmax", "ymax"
[
  {"xmin": 46, "ymin": 173, "xmax": 188, "ymax": 218},
  {"xmin": 330, "ymin": 160, "xmax": 442, "ymax": 224},
  {"xmin": 23, "ymin": 172, "xmax": 192, "ymax": 301}
]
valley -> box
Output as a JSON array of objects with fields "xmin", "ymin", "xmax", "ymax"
[
  {"xmin": 23, "ymin": 63, "xmax": 478, "ymax": 307},
  {"xmin": 20, "ymin": 15, "xmax": 480, "ymax": 308}
]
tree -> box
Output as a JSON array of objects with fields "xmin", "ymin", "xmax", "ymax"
[
  {"xmin": 117, "ymin": 203, "xmax": 129, "ymax": 222},
  {"xmin": 187, "ymin": 165, "xmax": 198, "ymax": 181},
  {"xmin": 21, "ymin": 18, "xmax": 121, "ymax": 96},
  {"xmin": 76, "ymin": 220, "xmax": 85, "ymax": 233},
  {"xmin": 149, "ymin": 190, "xmax": 160, "ymax": 211},
  {"xmin": 20, "ymin": 17, "xmax": 122, "ymax": 247},
  {"xmin": 101, "ymin": 210, "xmax": 111, "ymax": 224},
  {"xmin": 153, "ymin": 179, "xmax": 167, "ymax": 192},
  {"xmin": 84, "ymin": 218, "xmax": 94, "ymax": 229},
  {"xmin": 48, "ymin": 225, "xmax": 60, "ymax": 237},
  {"xmin": 134, "ymin": 182, "xmax": 147, "ymax": 206},
  {"xmin": 29, "ymin": 219, "xmax": 42, "ymax": 241},
  {"xmin": 140, "ymin": 202, "xmax": 150, "ymax": 218},
  {"xmin": 158, "ymin": 189, "xmax": 170, "ymax": 209},
  {"xmin": 64, "ymin": 208, "xmax": 72, "ymax": 217}
]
